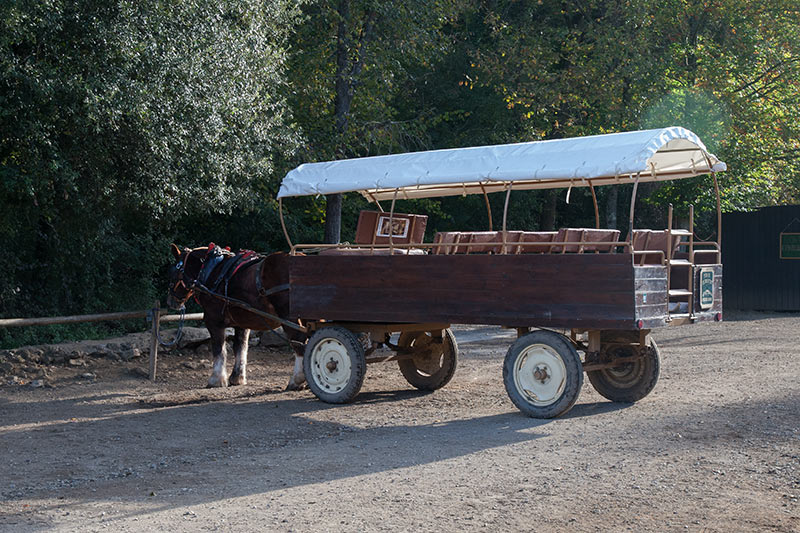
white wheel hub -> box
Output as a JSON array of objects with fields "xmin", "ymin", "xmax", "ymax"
[
  {"xmin": 513, "ymin": 343, "xmax": 567, "ymax": 406},
  {"xmin": 310, "ymin": 338, "xmax": 352, "ymax": 393}
]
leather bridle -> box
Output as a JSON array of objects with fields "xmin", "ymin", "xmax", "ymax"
[{"xmin": 168, "ymin": 256, "xmax": 195, "ymax": 307}]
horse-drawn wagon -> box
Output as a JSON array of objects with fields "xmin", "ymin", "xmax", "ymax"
[
  {"xmin": 168, "ymin": 127, "xmax": 725, "ymax": 418},
  {"xmin": 275, "ymin": 127, "xmax": 725, "ymax": 418}
]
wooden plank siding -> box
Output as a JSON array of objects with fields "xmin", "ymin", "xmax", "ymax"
[
  {"xmin": 722, "ymin": 205, "xmax": 800, "ymax": 311},
  {"xmin": 289, "ymin": 254, "xmax": 642, "ymax": 330}
]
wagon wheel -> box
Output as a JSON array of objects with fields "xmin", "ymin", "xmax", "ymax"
[
  {"xmin": 303, "ymin": 326, "xmax": 366, "ymax": 404},
  {"xmin": 503, "ymin": 330, "xmax": 583, "ymax": 419},
  {"xmin": 397, "ymin": 329, "xmax": 458, "ymax": 391},
  {"xmin": 587, "ymin": 338, "xmax": 661, "ymax": 403}
]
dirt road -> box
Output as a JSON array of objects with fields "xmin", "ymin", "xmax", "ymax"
[{"xmin": 1, "ymin": 313, "xmax": 798, "ymax": 532}]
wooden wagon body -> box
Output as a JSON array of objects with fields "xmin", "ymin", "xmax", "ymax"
[
  {"xmin": 288, "ymin": 254, "xmax": 722, "ymax": 330},
  {"xmin": 277, "ymin": 127, "xmax": 726, "ymax": 418}
]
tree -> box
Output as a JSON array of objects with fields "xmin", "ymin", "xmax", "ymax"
[
  {"xmin": 0, "ymin": 0, "xmax": 300, "ymax": 344},
  {"xmin": 287, "ymin": 0, "xmax": 460, "ymax": 242},
  {"xmin": 643, "ymin": 0, "xmax": 800, "ymax": 219}
]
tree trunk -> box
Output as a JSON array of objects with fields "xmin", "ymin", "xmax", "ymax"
[
  {"xmin": 539, "ymin": 190, "xmax": 558, "ymax": 231},
  {"xmin": 324, "ymin": 0, "xmax": 353, "ymax": 244},
  {"xmin": 324, "ymin": 193, "xmax": 342, "ymax": 244},
  {"xmin": 605, "ymin": 185, "xmax": 618, "ymax": 230}
]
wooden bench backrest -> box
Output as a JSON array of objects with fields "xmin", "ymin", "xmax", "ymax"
[
  {"xmin": 629, "ymin": 229, "xmax": 681, "ymax": 264},
  {"xmin": 553, "ymin": 228, "xmax": 621, "ymax": 253},
  {"xmin": 354, "ymin": 211, "xmax": 427, "ymax": 245},
  {"xmin": 515, "ymin": 231, "xmax": 557, "ymax": 253}
]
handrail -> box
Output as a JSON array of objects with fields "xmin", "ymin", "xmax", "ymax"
[{"xmin": 290, "ymin": 241, "xmax": 635, "ymax": 255}]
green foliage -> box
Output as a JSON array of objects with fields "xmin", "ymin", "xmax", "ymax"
[
  {"xmin": 2, "ymin": 0, "xmax": 799, "ymax": 347},
  {"xmin": 0, "ymin": 0, "xmax": 301, "ymax": 346}
]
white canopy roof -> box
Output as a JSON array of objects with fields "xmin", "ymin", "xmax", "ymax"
[{"xmin": 278, "ymin": 127, "xmax": 726, "ymax": 201}]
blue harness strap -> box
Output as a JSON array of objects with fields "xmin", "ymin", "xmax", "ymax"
[
  {"xmin": 211, "ymin": 252, "xmax": 261, "ymax": 292},
  {"xmin": 197, "ymin": 247, "xmax": 227, "ymax": 286}
]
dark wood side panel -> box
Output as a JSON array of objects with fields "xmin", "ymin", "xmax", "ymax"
[{"xmin": 289, "ymin": 254, "xmax": 637, "ymax": 329}]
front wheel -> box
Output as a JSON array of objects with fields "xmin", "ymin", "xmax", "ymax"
[
  {"xmin": 303, "ymin": 327, "xmax": 366, "ymax": 404},
  {"xmin": 503, "ymin": 330, "xmax": 583, "ymax": 419},
  {"xmin": 397, "ymin": 329, "xmax": 458, "ymax": 391},
  {"xmin": 587, "ymin": 338, "xmax": 661, "ymax": 403}
]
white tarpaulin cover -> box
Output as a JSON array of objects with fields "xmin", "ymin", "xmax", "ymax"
[{"xmin": 278, "ymin": 127, "xmax": 726, "ymax": 201}]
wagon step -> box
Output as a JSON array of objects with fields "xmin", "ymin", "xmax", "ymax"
[
  {"xmin": 668, "ymin": 259, "xmax": 691, "ymax": 266},
  {"xmin": 670, "ymin": 229, "xmax": 692, "ymax": 236}
]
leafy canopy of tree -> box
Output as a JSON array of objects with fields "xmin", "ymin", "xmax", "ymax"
[{"xmin": 0, "ymin": 0, "xmax": 300, "ymax": 346}]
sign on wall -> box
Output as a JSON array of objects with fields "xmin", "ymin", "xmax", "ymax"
[{"xmin": 780, "ymin": 233, "xmax": 800, "ymax": 259}]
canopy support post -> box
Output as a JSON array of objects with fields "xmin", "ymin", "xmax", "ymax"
[
  {"xmin": 367, "ymin": 192, "xmax": 385, "ymax": 212},
  {"xmin": 713, "ymin": 171, "xmax": 722, "ymax": 252},
  {"xmin": 628, "ymin": 173, "xmax": 641, "ymax": 246},
  {"xmin": 501, "ymin": 182, "xmax": 513, "ymax": 254},
  {"xmin": 279, "ymin": 198, "xmax": 294, "ymax": 252},
  {"xmin": 388, "ymin": 189, "xmax": 398, "ymax": 255},
  {"xmin": 588, "ymin": 180, "xmax": 600, "ymax": 229},
  {"xmin": 480, "ymin": 182, "xmax": 493, "ymax": 231}
]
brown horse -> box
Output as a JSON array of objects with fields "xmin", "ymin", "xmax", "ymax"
[{"xmin": 166, "ymin": 244, "xmax": 307, "ymax": 390}]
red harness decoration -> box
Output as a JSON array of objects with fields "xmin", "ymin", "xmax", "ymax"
[{"xmin": 229, "ymin": 250, "xmax": 258, "ymax": 278}]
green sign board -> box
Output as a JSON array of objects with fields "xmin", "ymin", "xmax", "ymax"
[
  {"xmin": 699, "ymin": 268, "xmax": 714, "ymax": 309},
  {"xmin": 780, "ymin": 233, "xmax": 800, "ymax": 259}
]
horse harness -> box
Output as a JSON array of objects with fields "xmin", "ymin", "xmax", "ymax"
[{"xmin": 178, "ymin": 243, "xmax": 293, "ymax": 326}]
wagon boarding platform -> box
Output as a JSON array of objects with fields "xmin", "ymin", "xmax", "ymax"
[{"xmin": 277, "ymin": 127, "xmax": 726, "ymax": 418}]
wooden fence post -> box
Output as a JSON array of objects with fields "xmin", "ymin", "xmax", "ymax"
[{"xmin": 149, "ymin": 300, "xmax": 161, "ymax": 381}]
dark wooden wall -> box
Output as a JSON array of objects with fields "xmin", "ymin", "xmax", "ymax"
[
  {"xmin": 722, "ymin": 205, "xmax": 800, "ymax": 310},
  {"xmin": 289, "ymin": 254, "xmax": 640, "ymax": 329}
]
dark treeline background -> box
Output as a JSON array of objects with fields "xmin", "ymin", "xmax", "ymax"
[{"xmin": 1, "ymin": 0, "xmax": 798, "ymax": 346}]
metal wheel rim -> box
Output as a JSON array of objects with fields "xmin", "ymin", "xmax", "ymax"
[
  {"xmin": 309, "ymin": 338, "xmax": 352, "ymax": 393},
  {"xmin": 407, "ymin": 333, "xmax": 444, "ymax": 375},
  {"xmin": 513, "ymin": 343, "xmax": 567, "ymax": 406},
  {"xmin": 601, "ymin": 347, "xmax": 644, "ymax": 387}
]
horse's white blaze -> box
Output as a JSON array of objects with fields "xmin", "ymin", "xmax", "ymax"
[{"xmin": 513, "ymin": 343, "xmax": 567, "ymax": 406}]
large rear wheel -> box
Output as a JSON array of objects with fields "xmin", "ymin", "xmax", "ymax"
[
  {"xmin": 503, "ymin": 330, "xmax": 583, "ymax": 419},
  {"xmin": 397, "ymin": 329, "xmax": 458, "ymax": 391},
  {"xmin": 303, "ymin": 326, "xmax": 366, "ymax": 404},
  {"xmin": 587, "ymin": 338, "xmax": 661, "ymax": 403}
]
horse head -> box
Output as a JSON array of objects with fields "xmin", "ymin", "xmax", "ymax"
[{"xmin": 166, "ymin": 243, "xmax": 207, "ymax": 310}]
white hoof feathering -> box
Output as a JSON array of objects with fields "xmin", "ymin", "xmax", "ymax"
[
  {"xmin": 285, "ymin": 355, "xmax": 306, "ymax": 390},
  {"xmin": 208, "ymin": 358, "xmax": 228, "ymax": 387}
]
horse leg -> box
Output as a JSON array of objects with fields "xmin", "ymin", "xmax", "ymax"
[
  {"xmin": 207, "ymin": 326, "xmax": 228, "ymax": 388},
  {"xmin": 229, "ymin": 328, "xmax": 250, "ymax": 386},
  {"xmin": 284, "ymin": 326, "xmax": 307, "ymax": 391}
]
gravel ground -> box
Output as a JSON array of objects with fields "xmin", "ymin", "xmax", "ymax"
[{"xmin": 0, "ymin": 311, "xmax": 798, "ymax": 532}]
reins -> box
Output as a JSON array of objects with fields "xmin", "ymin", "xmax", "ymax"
[
  {"xmin": 190, "ymin": 282, "xmax": 305, "ymax": 333},
  {"xmin": 150, "ymin": 305, "xmax": 186, "ymax": 347}
]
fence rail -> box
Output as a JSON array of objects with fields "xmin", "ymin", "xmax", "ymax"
[{"xmin": 0, "ymin": 301, "xmax": 203, "ymax": 381}]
